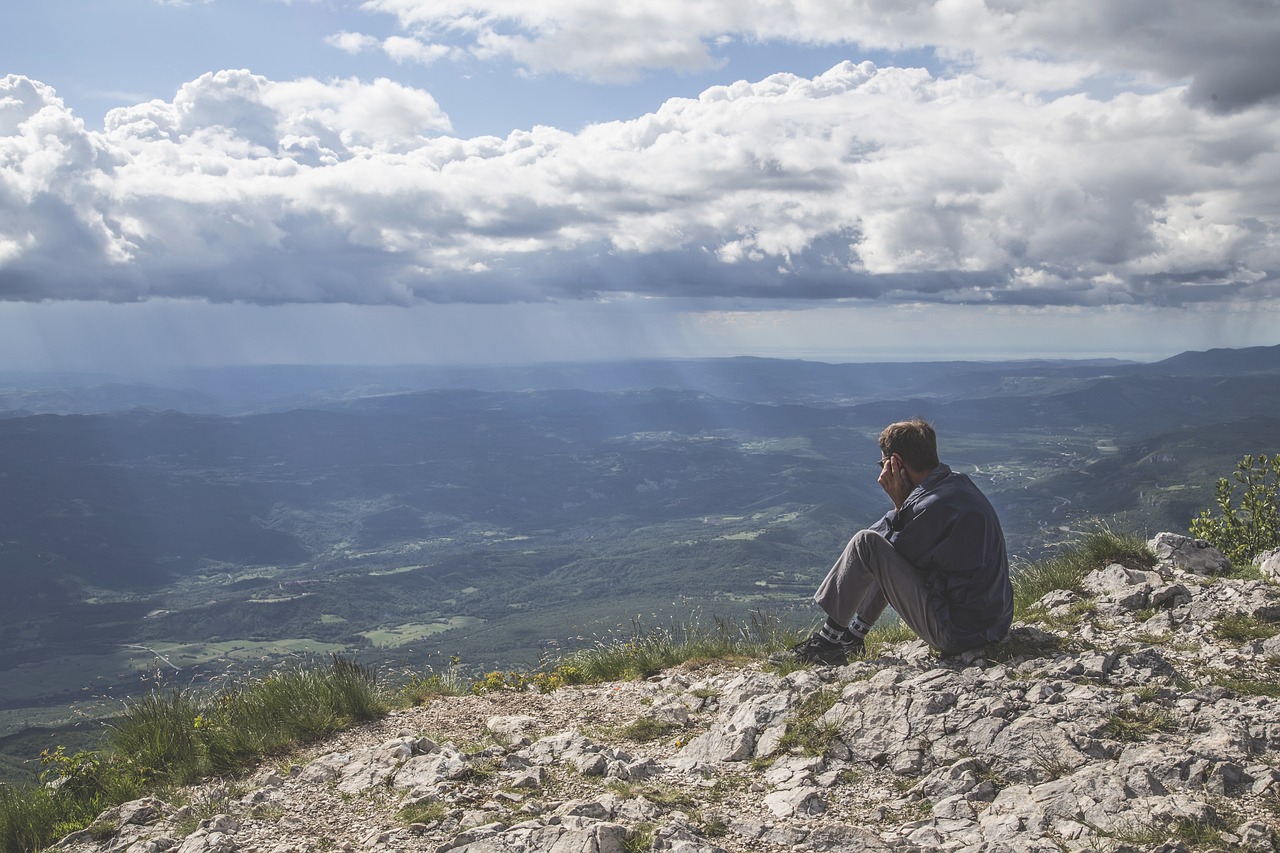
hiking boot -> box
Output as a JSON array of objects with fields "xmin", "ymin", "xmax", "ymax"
[{"xmin": 786, "ymin": 633, "xmax": 864, "ymax": 666}]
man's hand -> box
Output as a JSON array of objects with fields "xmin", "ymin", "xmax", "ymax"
[{"xmin": 878, "ymin": 454, "xmax": 914, "ymax": 510}]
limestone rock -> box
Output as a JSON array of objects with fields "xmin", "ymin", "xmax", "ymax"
[
  {"xmin": 1148, "ymin": 532, "xmax": 1231, "ymax": 574},
  {"xmin": 1082, "ymin": 562, "xmax": 1159, "ymax": 609},
  {"xmin": 1258, "ymin": 547, "xmax": 1280, "ymax": 583}
]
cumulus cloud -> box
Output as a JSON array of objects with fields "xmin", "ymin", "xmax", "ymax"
[
  {"xmin": 1, "ymin": 63, "xmax": 1279, "ymax": 307},
  {"xmin": 326, "ymin": 31, "xmax": 381, "ymax": 55},
  {"xmin": 360, "ymin": 0, "xmax": 1280, "ymax": 110},
  {"xmin": 382, "ymin": 36, "xmax": 453, "ymax": 65},
  {"xmin": 326, "ymin": 30, "xmax": 453, "ymax": 66}
]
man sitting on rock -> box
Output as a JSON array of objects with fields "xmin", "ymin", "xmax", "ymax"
[{"xmin": 788, "ymin": 417, "xmax": 1013, "ymax": 665}]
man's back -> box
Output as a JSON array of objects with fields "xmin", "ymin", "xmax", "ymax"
[{"xmin": 876, "ymin": 465, "xmax": 1012, "ymax": 644}]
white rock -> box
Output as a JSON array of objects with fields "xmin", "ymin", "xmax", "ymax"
[{"xmin": 1148, "ymin": 532, "xmax": 1232, "ymax": 575}]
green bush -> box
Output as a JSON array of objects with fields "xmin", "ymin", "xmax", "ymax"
[
  {"xmin": 1189, "ymin": 453, "xmax": 1280, "ymax": 565},
  {"xmin": 1, "ymin": 749, "xmax": 144, "ymax": 853}
]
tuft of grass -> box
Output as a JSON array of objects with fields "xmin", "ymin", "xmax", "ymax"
[
  {"xmin": 701, "ymin": 816, "xmax": 729, "ymax": 838},
  {"xmin": 1, "ymin": 780, "xmax": 109, "ymax": 853},
  {"xmin": 1024, "ymin": 598, "xmax": 1097, "ymax": 633},
  {"xmin": 1212, "ymin": 614, "xmax": 1280, "ymax": 644},
  {"xmin": 396, "ymin": 657, "xmax": 471, "ymax": 705},
  {"xmin": 606, "ymin": 779, "xmax": 698, "ymax": 811},
  {"xmin": 622, "ymin": 823, "xmax": 656, "ymax": 853},
  {"xmin": 0, "ymin": 656, "xmax": 384, "ymax": 853},
  {"xmin": 109, "ymin": 657, "xmax": 384, "ymax": 786},
  {"xmin": 639, "ymin": 784, "xmax": 697, "ymax": 809},
  {"xmin": 524, "ymin": 610, "xmax": 800, "ymax": 690},
  {"xmin": 1012, "ymin": 526, "xmax": 1155, "ymax": 620},
  {"xmin": 1105, "ymin": 814, "xmax": 1227, "ymax": 849},
  {"xmin": 398, "ymin": 800, "xmax": 447, "ymax": 826},
  {"xmin": 773, "ymin": 688, "xmax": 842, "ymax": 758},
  {"xmin": 617, "ymin": 718, "xmax": 678, "ymax": 743},
  {"xmin": 1103, "ymin": 706, "xmax": 1176, "ymax": 742},
  {"xmin": 1209, "ymin": 675, "xmax": 1280, "ymax": 698},
  {"xmin": 864, "ymin": 619, "xmax": 917, "ymax": 657}
]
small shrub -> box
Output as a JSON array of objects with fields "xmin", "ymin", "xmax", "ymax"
[{"xmin": 1190, "ymin": 453, "xmax": 1280, "ymax": 565}]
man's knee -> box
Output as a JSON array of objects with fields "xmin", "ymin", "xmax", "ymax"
[{"xmin": 851, "ymin": 528, "xmax": 892, "ymax": 561}]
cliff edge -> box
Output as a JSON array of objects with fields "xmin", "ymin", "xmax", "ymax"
[{"xmin": 56, "ymin": 534, "xmax": 1280, "ymax": 853}]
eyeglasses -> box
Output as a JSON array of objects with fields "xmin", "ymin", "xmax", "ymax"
[{"xmin": 877, "ymin": 456, "xmax": 891, "ymax": 469}]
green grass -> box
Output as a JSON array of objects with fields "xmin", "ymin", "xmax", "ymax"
[
  {"xmin": 864, "ymin": 620, "xmax": 917, "ymax": 657},
  {"xmin": 527, "ymin": 610, "xmax": 799, "ymax": 690},
  {"xmin": 1210, "ymin": 675, "xmax": 1280, "ymax": 698},
  {"xmin": 622, "ymin": 823, "xmax": 656, "ymax": 853},
  {"xmin": 1012, "ymin": 526, "xmax": 1156, "ymax": 620},
  {"xmin": 1212, "ymin": 614, "xmax": 1280, "ymax": 644},
  {"xmin": 398, "ymin": 800, "xmax": 446, "ymax": 826},
  {"xmin": 617, "ymin": 718, "xmax": 678, "ymax": 743},
  {"xmin": 109, "ymin": 657, "xmax": 384, "ymax": 786},
  {"xmin": 1105, "ymin": 815, "xmax": 1228, "ymax": 849},
  {"xmin": 773, "ymin": 688, "xmax": 842, "ymax": 758},
  {"xmin": 395, "ymin": 658, "xmax": 473, "ymax": 704},
  {"xmin": 0, "ymin": 657, "xmax": 384, "ymax": 853},
  {"xmin": 1103, "ymin": 706, "xmax": 1177, "ymax": 742}
]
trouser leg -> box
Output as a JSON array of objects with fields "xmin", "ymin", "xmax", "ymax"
[
  {"xmin": 814, "ymin": 529, "xmax": 890, "ymax": 627},
  {"xmin": 813, "ymin": 529, "xmax": 961, "ymax": 654}
]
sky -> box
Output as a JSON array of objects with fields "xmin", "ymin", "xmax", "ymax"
[{"xmin": 3, "ymin": 0, "xmax": 1280, "ymax": 375}]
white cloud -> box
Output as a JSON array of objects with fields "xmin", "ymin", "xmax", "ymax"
[
  {"xmin": 2, "ymin": 61, "xmax": 1279, "ymax": 307},
  {"xmin": 382, "ymin": 36, "xmax": 453, "ymax": 65},
  {"xmin": 326, "ymin": 31, "xmax": 453, "ymax": 65},
  {"xmin": 325, "ymin": 31, "xmax": 381, "ymax": 55},
  {"xmin": 359, "ymin": 0, "xmax": 1280, "ymax": 109}
]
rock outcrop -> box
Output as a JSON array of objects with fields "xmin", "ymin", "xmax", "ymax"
[{"xmin": 57, "ymin": 534, "xmax": 1280, "ymax": 852}]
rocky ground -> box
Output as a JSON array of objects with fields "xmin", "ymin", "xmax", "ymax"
[{"xmin": 57, "ymin": 534, "xmax": 1280, "ymax": 853}]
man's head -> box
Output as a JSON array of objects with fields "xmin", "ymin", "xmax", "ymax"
[{"xmin": 879, "ymin": 418, "xmax": 940, "ymax": 474}]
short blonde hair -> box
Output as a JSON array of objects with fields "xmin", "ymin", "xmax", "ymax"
[{"xmin": 879, "ymin": 418, "xmax": 939, "ymax": 471}]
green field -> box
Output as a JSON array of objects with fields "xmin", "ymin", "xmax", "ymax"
[{"xmin": 358, "ymin": 617, "xmax": 483, "ymax": 648}]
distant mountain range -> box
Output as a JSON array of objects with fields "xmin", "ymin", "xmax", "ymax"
[{"xmin": 3, "ymin": 343, "xmax": 1277, "ymax": 415}]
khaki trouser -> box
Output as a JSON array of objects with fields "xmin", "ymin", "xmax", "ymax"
[{"xmin": 814, "ymin": 529, "xmax": 968, "ymax": 655}]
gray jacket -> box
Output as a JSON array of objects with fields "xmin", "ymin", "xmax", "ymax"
[{"xmin": 870, "ymin": 464, "xmax": 1013, "ymax": 645}]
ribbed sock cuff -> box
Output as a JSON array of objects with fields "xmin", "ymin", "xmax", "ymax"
[
  {"xmin": 817, "ymin": 619, "xmax": 848, "ymax": 645},
  {"xmin": 847, "ymin": 614, "xmax": 872, "ymax": 640}
]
